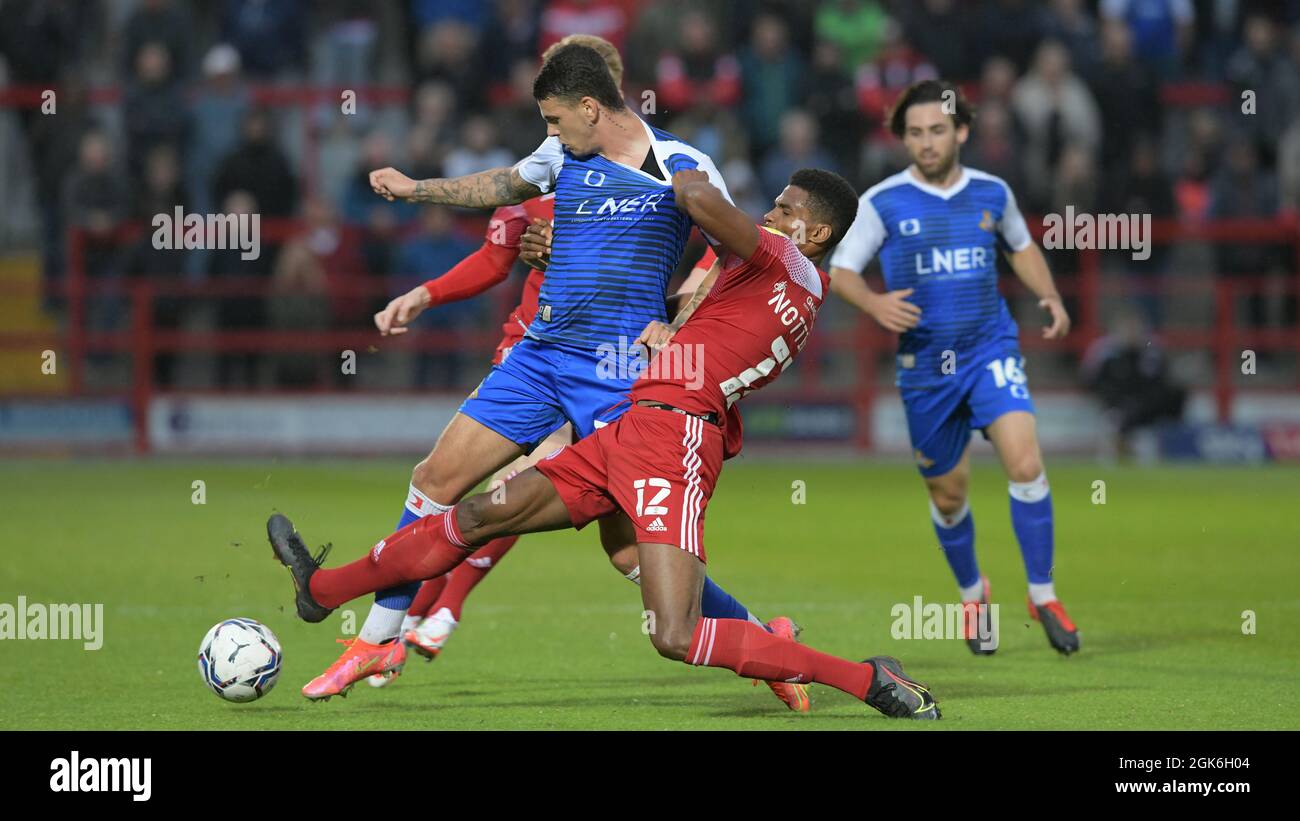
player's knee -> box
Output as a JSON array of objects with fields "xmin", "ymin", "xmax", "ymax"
[
  {"xmin": 927, "ymin": 482, "xmax": 967, "ymax": 515},
  {"xmin": 409, "ymin": 458, "xmax": 443, "ymax": 498},
  {"xmin": 1006, "ymin": 455, "xmax": 1043, "ymax": 484},
  {"xmin": 454, "ymin": 494, "xmax": 498, "ymax": 543},
  {"xmin": 648, "ymin": 625, "xmax": 692, "ymax": 661}
]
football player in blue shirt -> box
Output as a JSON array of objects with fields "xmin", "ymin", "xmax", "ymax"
[
  {"xmin": 286, "ymin": 43, "xmax": 801, "ymax": 704},
  {"xmin": 830, "ymin": 80, "xmax": 1080, "ymax": 655}
]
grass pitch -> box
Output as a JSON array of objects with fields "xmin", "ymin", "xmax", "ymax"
[{"xmin": 2, "ymin": 457, "xmax": 1297, "ymax": 730}]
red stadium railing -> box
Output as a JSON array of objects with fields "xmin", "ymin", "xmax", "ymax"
[{"xmin": 1, "ymin": 213, "xmax": 1298, "ymax": 453}]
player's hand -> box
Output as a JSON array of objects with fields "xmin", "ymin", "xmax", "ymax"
[
  {"xmin": 635, "ymin": 320, "xmax": 676, "ymax": 352},
  {"xmin": 867, "ymin": 288, "xmax": 922, "ymax": 333},
  {"xmin": 519, "ymin": 218, "xmax": 552, "ymax": 271},
  {"xmin": 671, "ymin": 167, "xmax": 710, "ymax": 195},
  {"xmin": 374, "ymin": 285, "xmax": 431, "ymax": 336},
  {"xmin": 369, "ymin": 167, "xmax": 417, "ymax": 202},
  {"xmin": 1039, "ymin": 294, "xmax": 1071, "ymax": 339}
]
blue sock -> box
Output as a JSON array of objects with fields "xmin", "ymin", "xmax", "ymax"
[
  {"xmin": 701, "ymin": 576, "xmax": 770, "ymax": 631},
  {"xmin": 374, "ymin": 490, "xmax": 444, "ymax": 610},
  {"xmin": 1009, "ymin": 473, "xmax": 1054, "ymax": 584},
  {"xmin": 931, "ymin": 500, "xmax": 979, "ymax": 590}
]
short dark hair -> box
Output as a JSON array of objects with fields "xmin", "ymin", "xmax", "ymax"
[
  {"xmin": 532, "ymin": 43, "xmax": 626, "ymax": 110},
  {"xmin": 888, "ymin": 80, "xmax": 975, "ymax": 138},
  {"xmin": 789, "ymin": 168, "xmax": 860, "ymax": 249}
]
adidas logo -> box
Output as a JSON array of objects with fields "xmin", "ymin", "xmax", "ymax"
[
  {"xmin": 371, "ymin": 539, "xmax": 387, "ymax": 561},
  {"xmin": 646, "ymin": 517, "xmax": 667, "ymax": 532}
]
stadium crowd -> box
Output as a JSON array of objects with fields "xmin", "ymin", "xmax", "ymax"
[{"xmin": 1, "ymin": 0, "xmax": 1297, "ymax": 390}]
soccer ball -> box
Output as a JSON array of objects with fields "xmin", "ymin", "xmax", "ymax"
[{"xmin": 197, "ymin": 618, "xmax": 282, "ymax": 702}]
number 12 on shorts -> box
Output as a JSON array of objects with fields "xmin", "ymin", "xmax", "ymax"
[{"xmin": 634, "ymin": 478, "xmax": 671, "ymax": 517}]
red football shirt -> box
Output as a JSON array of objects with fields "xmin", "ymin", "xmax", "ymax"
[{"xmin": 632, "ymin": 227, "xmax": 828, "ymax": 435}]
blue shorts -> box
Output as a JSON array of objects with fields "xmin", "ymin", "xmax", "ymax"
[
  {"xmin": 900, "ymin": 344, "xmax": 1035, "ymax": 478},
  {"xmin": 459, "ymin": 337, "xmax": 637, "ymax": 453}
]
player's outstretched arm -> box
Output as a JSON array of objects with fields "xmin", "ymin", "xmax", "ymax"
[
  {"xmin": 830, "ymin": 267, "xmax": 921, "ymax": 333},
  {"xmin": 672, "ymin": 168, "xmax": 759, "ymax": 260},
  {"xmin": 369, "ymin": 166, "xmax": 541, "ymax": 208},
  {"xmin": 1004, "ymin": 243, "xmax": 1070, "ymax": 339}
]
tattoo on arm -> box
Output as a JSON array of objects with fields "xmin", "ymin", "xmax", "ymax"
[
  {"xmin": 411, "ymin": 167, "xmax": 541, "ymax": 207},
  {"xmin": 671, "ymin": 262, "xmax": 721, "ymax": 329}
]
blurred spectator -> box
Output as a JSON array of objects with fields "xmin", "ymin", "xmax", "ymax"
[
  {"xmin": 410, "ymin": 0, "xmax": 493, "ymax": 31},
  {"xmin": 901, "ymin": 0, "xmax": 975, "ymax": 82},
  {"xmin": 1209, "ymin": 138, "xmax": 1282, "ymax": 331},
  {"xmin": 1081, "ymin": 306, "xmax": 1186, "ymax": 456},
  {"xmin": 814, "ymin": 0, "xmax": 889, "ymax": 76},
  {"xmin": 1226, "ymin": 15, "xmax": 1291, "ymax": 162},
  {"xmin": 978, "ymin": 56, "xmax": 1021, "ymax": 108},
  {"xmin": 398, "ymin": 206, "xmax": 482, "ymax": 388},
  {"xmin": 28, "ymin": 74, "xmax": 98, "ymax": 304},
  {"xmin": 443, "ymin": 116, "xmax": 514, "ymax": 178},
  {"xmin": 123, "ymin": 145, "xmax": 189, "ymax": 386},
  {"xmin": 964, "ymin": 101, "xmax": 1026, "ymax": 196},
  {"xmin": 482, "ymin": 0, "xmax": 542, "ymax": 82},
  {"xmin": 739, "ymin": 13, "xmax": 805, "ymax": 160},
  {"xmin": 854, "ymin": 18, "xmax": 938, "ymax": 129},
  {"xmin": 1046, "ymin": 143, "xmax": 1099, "ymax": 281},
  {"xmin": 759, "ymin": 110, "xmax": 838, "ymax": 200},
  {"xmin": 494, "ymin": 60, "xmax": 551, "ymax": 158},
  {"xmin": 655, "ymin": 11, "xmax": 741, "ymax": 115},
  {"xmin": 1100, "ymin": 0, "xmax": 1194, "ymax": 79},
  {"xmin": 414, "ymin": 21, "xmax": 487, "ymax": 110},
  {"xmin": 221, "ymin": 0, "xmax": 307, "ymax": 79},
  {"xmin": 625, "ymin": 0, "xmax": 739, "ymax": 87},
  {"xmin": 61, "ymin": 130, "xmax": 129, "ymax": 330},
  {"xmin": 975, "ymin": 0, "xmax": 1048, "ymax": 73},
  {"xmin": 1042, "ymin": 0, "xmax": 1102, "ymax": 82},
  {"xmin": 0, "ymin": 0, "xmax": 86, "ymax": 109},
  {"xmin": 1091, "ymin": 20, "xmax": 1161, "ymax": 176},
  {"xmin": 341, "ymin": 130, "xmax": 417, "ymax": 226},
  {"xmin": 211, "ymin": 189, "xmax": 273, "ymax": 388},
  {"xmin": 1011, "ymin": 40, "xmax": 1102, "ymax": 212},
  {"xmin": 121, "ymin": 0, "xmax": 193, "ymax": 80},
  {"xmin": 538, "ymin": 0, "xmax": 630, "ymax": 54},
  {"xmin": 801, "ymin": 40, "xmax": 866, "ymax": 180},
  {"xmin": 123, "ymin": 42, "xmax": 190, "ymax": 184},
  {"xmin": 213, "ymin": 109, "xmax": 298, "ymax": 221},
  {"xmin": 1106, "ymin": 136, "xmax": 1176, "ymax": 327},
  {"xmin": 188, "ymin": 45, "xmax": 252, "ymax": 218}
]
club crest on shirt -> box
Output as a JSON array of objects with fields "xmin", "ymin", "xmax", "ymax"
[
  {"xmin": 979, "ymin": 209, "xmax": 996, "ymax": 232},
  {"xmin": 772, "ymin": 280, "xmax": 787, "ymax": 294}
]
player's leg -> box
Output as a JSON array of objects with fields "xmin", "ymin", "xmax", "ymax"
[
  {"xmin": 403, "ymin": 424, "xmax": 571, "ymax": 660},
  {"xmin": 636, "ymin": 541, "xmax": 939, "ymax": 720},
  {"xmin": 985, "ymin": 410, "xmax": 1079, "ymax": 654},
  {"xmin": 362, "ymin": 411, "xmax": 523, "ymax": 646}
]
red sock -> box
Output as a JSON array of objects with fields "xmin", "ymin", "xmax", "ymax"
[
  {"xmin": 309, "ymin": 510, "xmax": 472, "ymax": 608},
  {"xmin": 685, "ymin": 617, "xmax": 874, "ymax": 701},
  {"xmin": 431, "ymin": 536, "xmax": 518, "ymax": 620},
  {"xmin": 408, "ymin": 577, "xmax": 448, "ymax": 618}
]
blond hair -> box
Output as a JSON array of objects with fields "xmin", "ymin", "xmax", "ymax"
[{"xmin": 541, "ymin": 34, "xmax": 624, "ymax": 88}]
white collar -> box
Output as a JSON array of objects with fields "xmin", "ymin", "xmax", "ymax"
[{"xmin": 905, "ymin": 165, "xmax": 970, "ymax": 200}]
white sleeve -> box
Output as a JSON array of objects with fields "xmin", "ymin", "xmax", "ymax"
[
  {"xmin": 828, "ymin": 195, "xmax": 886, "ymax": 272},
  {"xmin": 693, "ymin": 153, "xmax": 735, "ymax": 205},
  {"xmin": 512, "ymin": 137, "xmax": 564, "ymax": 194},
  {"xmin": 998, "ymin": 185, "xmax": 1033, "ymax": 252}
]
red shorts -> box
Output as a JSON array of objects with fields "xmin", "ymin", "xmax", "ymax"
[
  {"xmin": 533, "ymin": 404, "xmax": 724, "ymax": 562},
  {"xmin": 491, "ymin": 327, "xmax": 525, "ymax": 366}
]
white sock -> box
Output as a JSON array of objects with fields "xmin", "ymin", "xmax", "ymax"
[
  {"xmin": 959, "ymin": 579, "xmax": 985, "ymax": 603},
  {"xmin": 359, "ymin": 486, "xmax": 452, "ymax": 644},
  {"xmin": 400, "ymin": 615, "xmax": 420, "ymax": 635},
  {"xmin": 1028, "ymin": 582, "xmax": 1057, "ymax": 606},
  {"xmin": 624, "ymin": 565, "xmax": 641, "ymax": 586},
  {"xmin": 1008, "ymin": 472, "xmax": 1050, "ymax": 503}
]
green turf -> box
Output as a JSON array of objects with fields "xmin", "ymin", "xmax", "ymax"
[{"xmin": 1, "ymin": 457, "xmax": 1297, "ymax": 730}]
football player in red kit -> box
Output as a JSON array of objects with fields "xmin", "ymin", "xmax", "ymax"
[{"xmin": 269, "ymin": 167, "xmax": 941, "ymax": 720}]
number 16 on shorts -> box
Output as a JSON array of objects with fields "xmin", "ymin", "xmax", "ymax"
[{"xmin": 986, "ymin": 356, "xmax": 1030, "ymax": 399}]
